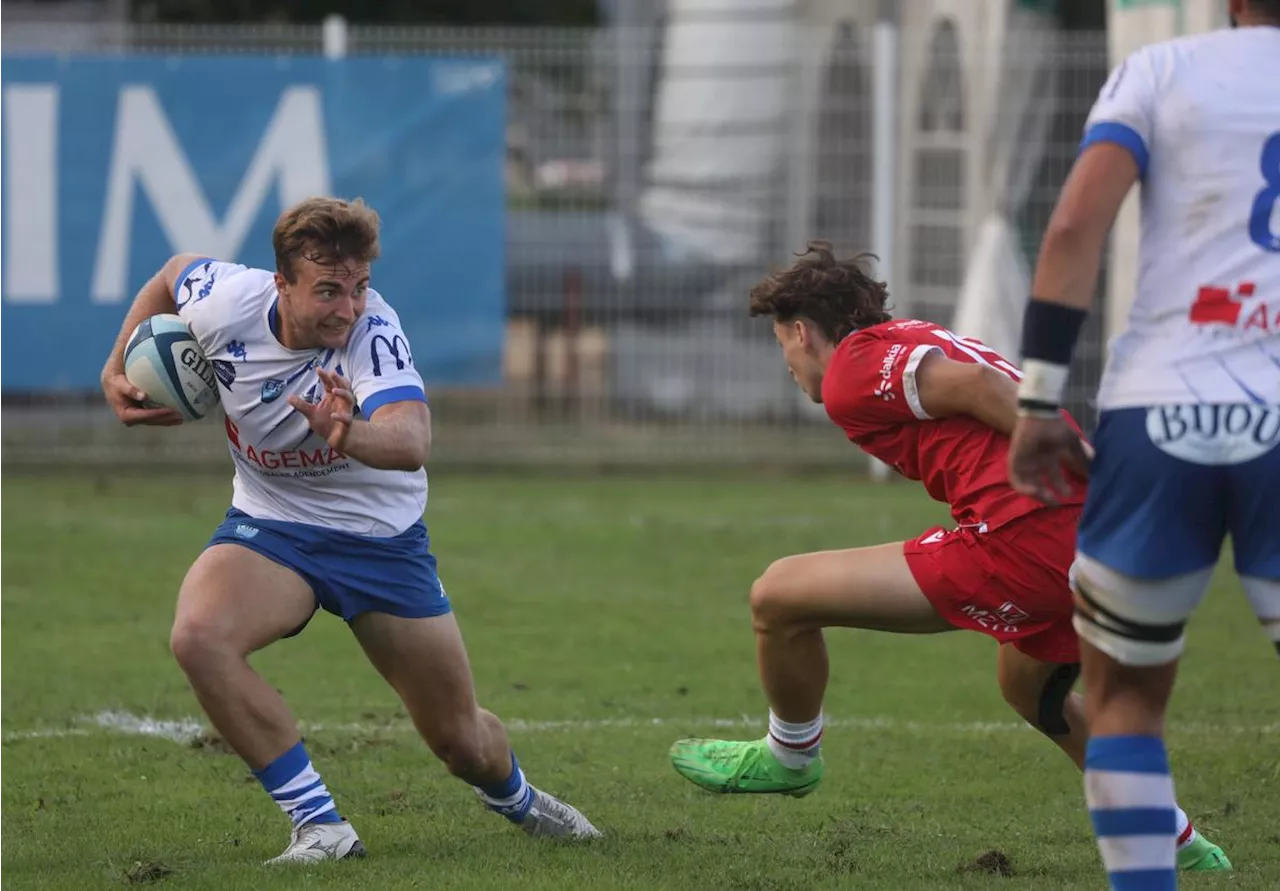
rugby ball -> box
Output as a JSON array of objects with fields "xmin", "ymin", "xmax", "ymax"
[{"xmin": 123, "ymin": 314, "xmax": 220, "ymax": 421}]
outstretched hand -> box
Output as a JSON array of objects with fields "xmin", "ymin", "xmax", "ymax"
[{"xmin": 289, "ymin": 368, "xmax": 355, "ymax": 450}]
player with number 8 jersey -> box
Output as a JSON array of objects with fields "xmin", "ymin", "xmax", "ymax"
[
  {"xmin": 667, "ymin": 242, "xmax": 1228, "ymax": 874},
  {"xmin": 1007, "ymin": 8, "xmax": 1277, "ymax": 888}
]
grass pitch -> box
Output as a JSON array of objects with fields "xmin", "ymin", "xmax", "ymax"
[{"xmin": 3, "ymin": 472, "xmax": 1277, "ymax": 890}]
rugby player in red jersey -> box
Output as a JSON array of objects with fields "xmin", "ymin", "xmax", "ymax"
[{"xmin": 668, "ymin": 242, "xmax": 1227, "ymax": 871}]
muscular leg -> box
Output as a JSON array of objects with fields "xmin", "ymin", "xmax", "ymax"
[
  {"xmin": 170, "ymin": 544, "xmax": 317, "ymax": 768},
  {"xmin": 997, "ymin": 638, "xmax": 1220, "ymax": 873},
  {"xmin": 1079, "ymin": 639, "xmax": 1178, "ymax": 739},
  {"xmin": 671, "ymin": 541, "xmax": 953, "ymax": 795},
  {"xmin": 750, "ymin": 542, "xmax": 954, "ymax": 722},
  {"xmin": 349, "ymin": 611, "xmax": 511, "ymax": 785},
  {"xmin": 171, "ymin": 544, "xmax": 364, "ymax": 862},
  {"xmin": 1072, "ymin": 556, "xmax": 1230, "ymax": 881},
  {"xmin": 996, "ymin": 643, "xmax": 1088, "ymax": 768},
  {"xmin": 351, "ymin": 611, "xmax": 600, "ymax": 838}
]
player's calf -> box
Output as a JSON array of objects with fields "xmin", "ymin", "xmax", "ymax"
[
  {"xmin": 351, "ymin": 612, "xmax": 602, "ymax": 838},
  {"xmin": 429, "ymin": 709, "xmax": 601, "ymax": 838},
  {"xmin": 418, "ymin": 708, "xmax": 510, "ymax": 783},
  {"xmin": 1070, "ymin": 557, "xmax": 1233, "ymax": 881},
  {"xmin": 997, "ymin": 655, "xmax": 1081, "ymax": 739},
  {"xmin": 458, "ymin": 730, "xmax": 600, "ymax": 838}
]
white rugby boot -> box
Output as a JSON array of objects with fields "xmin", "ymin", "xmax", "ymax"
[
  {"xmin": 519, "ymin": 787, "xmax": 602, "ymax": 839},
  {"xmin": 265, "ymin": 819, "xmax": 366, "ymax": 864}
]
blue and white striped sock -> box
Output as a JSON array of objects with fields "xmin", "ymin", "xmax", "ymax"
[
  {"xmin": 1084, "ymin": 734, "xmax": 1177, "ymax": 891},
  {"xmin": 474, "ymin": 752, "xmax": 534, "ymax": 823},
  {"xmin": 252, "ymin": 741, "xmax": 343, "ymax": 828}
]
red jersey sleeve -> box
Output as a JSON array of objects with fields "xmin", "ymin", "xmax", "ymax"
[{"xmin": 821, "ymin": 335, "xmax": 944, "ymax": 438}]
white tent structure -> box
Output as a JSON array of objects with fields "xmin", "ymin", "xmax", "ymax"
[
  {"xmin": 949, "ymin": 2, "xmax": 1058, "ymax": 358},
  {"xmin": 639, "ymin": 0, "xmax": 799, "ymax": 264}
]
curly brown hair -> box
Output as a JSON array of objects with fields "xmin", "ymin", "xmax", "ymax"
[
  {"xmin": 748, "ymin": 241, "xmax": 892, "ymax": 343},
  {"xmin": 273, "ymin": 196, "xmax": 382, "ymax": 283}
]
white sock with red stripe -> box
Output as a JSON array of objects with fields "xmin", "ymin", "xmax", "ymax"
[
  {"xmin": 766, "ymin": 710, "xmax": 823, "ymax": 769},
  {"xmin": 1175, "ymin": 806, "xmax": 1198, "ymax": 849}
]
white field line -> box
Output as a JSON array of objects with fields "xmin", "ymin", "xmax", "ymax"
[{"xmin": 3, "ymin": 709, "xmax": 1277, "ymax": 745}]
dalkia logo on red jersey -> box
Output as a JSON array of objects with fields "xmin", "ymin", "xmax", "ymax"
[
  {"xmin": 875, "ymin": 344, "xmax": 904, "ymax": 400},
  {"xmin": 1188, "ymin": 282, "xmax": 1276, "ymax": 331},
  {"xmin": 223, "ymin": 417, "xmax": 347, "ymax": 470}
]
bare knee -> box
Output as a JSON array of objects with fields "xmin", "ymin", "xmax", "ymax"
[
  {"xmin": 750, "ymin": 559, "xmax": 800, "ymax": 633},
  {"xmin": 997, "ymin": 668, "xmax": 1040, "ymax": 726},
  {"xmin": 998, "ymin": 658, "xmax": 1081, "ymax": 736},
  {"xmin": 170, "ymin": 614, "xmax": 236, "ymax": 676}
]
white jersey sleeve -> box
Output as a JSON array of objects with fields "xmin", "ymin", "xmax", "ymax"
[
  {"xmin": 345, "ymin": 291, "xmax": 428, "ymax": 419},
  {"xmin": 1081, "ymin": 46, "xmax": 1160, "ymax": 178},
  {"xmin": 173, "ymin": 257, "xmax": 266, "ymax": 355}
]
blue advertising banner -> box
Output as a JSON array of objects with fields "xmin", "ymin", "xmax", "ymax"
[{"xmin": 1, "ymin": 55, "xmax": 506, "ymax": 390}]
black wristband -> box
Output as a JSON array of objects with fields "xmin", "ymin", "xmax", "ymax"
[{"xmin": 1020, "ymin": 299, "xmax": 1088, "ymax": 365}]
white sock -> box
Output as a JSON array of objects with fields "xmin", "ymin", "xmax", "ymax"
[
  {"xmin": 766, "ymin": 710, "xmax": 823, "ymax": 769},
  {"xmin": 1175, "ymin": 806, "xmax": 1197, "ymax": 849}
]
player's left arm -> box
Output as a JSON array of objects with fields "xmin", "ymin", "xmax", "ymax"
[
  {"xmin": 290, "ymin": 368, "xmax": 430, "ymax": 471},
  {"xmin": 294, "ymin": 299, "xmax": 432, "ymax": 471},
  {"xmin": 340, "ymin": 397, "xmax": 431, "ymax": 472}
]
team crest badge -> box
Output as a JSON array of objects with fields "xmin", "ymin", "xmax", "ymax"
[
  {"xmin": 261, "ymin": 379, "xmax": 285, "ymax": 403},
  {"xmin": 211, "ymin": 359, "xmax": 237, "ymax": 389}
]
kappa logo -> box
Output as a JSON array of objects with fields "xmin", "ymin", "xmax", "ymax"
[
  {"xmin": 261, "ymin": 379, "xmax": 285, "ymax": 403},
  {"xmin": 177, "ymin": 261, "xmax": 214, "ymax": 308}
]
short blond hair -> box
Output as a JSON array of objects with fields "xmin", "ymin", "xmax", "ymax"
[{"xmin": 272, "ymin": 196, "xmax": 381, "ymax": 282}]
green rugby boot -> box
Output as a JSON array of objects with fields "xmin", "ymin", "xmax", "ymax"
[
  {"xmin": 1177, "ymin": 832, "xmax": 1232, "ymax": 872},
  {"xmin": 669, "ymin": 737, "xmax": 823, "ymax": 797}
]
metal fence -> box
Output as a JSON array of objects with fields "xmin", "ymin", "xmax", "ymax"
[{"xmin": 1, "ymin": 19, "xmax": 1112, "ymax": 468}]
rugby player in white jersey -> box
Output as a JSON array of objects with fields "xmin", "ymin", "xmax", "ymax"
[
  {"xmin": 1008, "ymin": 3, "xmax": 1278, "ymax": 888},
  {"xmin": 100, "ymin": 197, "xmax": 600, "ymax": 863}
]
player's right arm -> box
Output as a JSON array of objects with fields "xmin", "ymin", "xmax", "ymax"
[
  {"xmin": 912, "ymin": 351, "xmax": 1020, "ymax": 436},
  {"xmin": 861, "ymin": 345, "xmax": 1091, "ymax": 480},
  {"xmin": 1010, "ymin": 48, "xmax": 1155, "ymax": 501},
  {"xmin": 100, "ymin": 253, "xmax": 205, "ymax": 427}
]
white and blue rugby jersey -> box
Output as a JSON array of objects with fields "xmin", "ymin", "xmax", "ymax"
[
  {"xmin": 1081, "ymin": 25, "xmax": 1280, "ymax": 409},
  {"xmin": 176, "ymin": 258, "xmax": 428, "ymax": 537}
]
